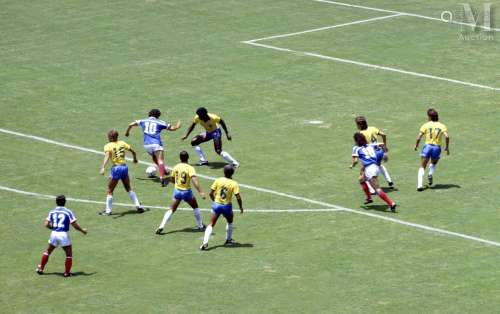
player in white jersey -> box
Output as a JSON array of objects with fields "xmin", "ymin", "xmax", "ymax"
[{"xmin": 36, "ymin": 195, "xmax": 87, "ymax": 277}]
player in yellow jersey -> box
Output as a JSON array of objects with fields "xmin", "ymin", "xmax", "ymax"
[
  {"xmin": 200, "ymin": 165, "xmax": 243, "ymax": 250},
  {"xmin": 155, "ymin": 151, "xmax": 206, "ymax": 234},
  {"xmin": 99, "ymin": 129, "xmax": 144, "ymax": 215},
  {"xmin": 355, "ymin": 116, "xmax": 394, "ymax": 188},
  {"xmin": 181, "ymin": 107, "xmax": 239, "ymax": 167},
  {"xmin": 414, "ymin": 108, "xmax": 450, "ymax": 191}
]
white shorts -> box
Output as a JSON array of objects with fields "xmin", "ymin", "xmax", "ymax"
[
  {"xmin": 144, "ymin": 144, "xmax": 164, "ymax": 156},
  {"xmin": 48, "ymin": 231, "xmax": 71, "ymax": 247},
  {"xmin": 364, "ymin": 164, "xmax": 381, "ymax": 180}
]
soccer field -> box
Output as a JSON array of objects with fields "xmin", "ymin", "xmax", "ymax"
[{"xmin": 1, "ymin": 0, "xmax": 499, "ymax": 313}]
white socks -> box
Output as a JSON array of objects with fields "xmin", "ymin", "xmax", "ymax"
[
  {"xmin": 129, "ymin": 191, "xmax": 140, "ymax": 208},
  {"xmin": 226, "ymin": 223, "xmax": 233, "ymax": 241},
  {"xmin": 193, "ymin": 208, "xmax": 203, "ymax": 228},
  {"xmin": 380, "ymin": 165, "xmax": 393, "ymax": 184},
  {"xmin": 417, "ymin": 167, "xmax": 425, "ymax": 189},
  {"xmin": 106, "ymin": 195, "xmax": 113, "ymax": 213},
  {"xmin": 159, "ymin": 210, "xmax": 173, "ymax": 229},
  {"xmin": 428, "ymin": 164, "xmax": 436, "ymax": 176},
  {"xmin": 194, "ymin": 146, "xmax": 207, "ymax": 162},
  {"xmin": 221, "ymin": 151, "xmax": 238, "ymax": 165},
  {"xmin": 203, "ymin": 225, "xmax": 213, "ymax": 245}
]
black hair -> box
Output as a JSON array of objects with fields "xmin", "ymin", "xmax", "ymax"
[
  {"xmin": 180, "ymin": 150, "xmax": 189, "ymax": 163},
  {"xmin": 427, "ymin": 108, "xmax": 439, "ymax": 121},
  {"xmin": 354, "ymin": 132, "xmax": 368, "ymax": 146},
  {"xmin": 355, "ymin": 116, "xmax": 368, "ymax": 130},
  {"xmin": 223, "ymin": 165, "xmax": 235, "ymax": 178},
  {"xmin": 107, "ymin": 129, "xmax": 119, "ymax": 142},
  {"xmin": 56, "ymin": 195, "xmax": 66, "ymax": 206},
  {"xmin": 148, "ymin": 109, "xmax": 161, "ymax": 118},
  {"xmin": 196, "ymin": 107, "xmax": 208, "ymax": 117}
]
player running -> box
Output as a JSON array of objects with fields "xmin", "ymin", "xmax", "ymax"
[
  {"xmin": 155, "ymin": 151, "xmax": 207, "ymax": 234},
  {"xmin": 355, "ymin": 116, "xmax": 394, "ymax": 188},
  {"xmin": 351, "ymin": 132, "xmax": 397, "ymax": 212},
  {"xmin": 125, "ymin": 109, "xmax": 181, "ymax": 187},
  {"xmin": 99, "ymin": 129, "xmax": 145, "ymax": 215},
  {"xmin": 414, "ymin": 108, "xmax": 450, "ymax": 191},
  {"xmin": 36, "ymin": 195, "xmax": 87, "ymax": 277},
  {"xmin": 200, "ymin": 165, "xmax": 243, "ymax": 250},
  {"xmin": 181, "ymin": 107, "xmax": 239, "ymax": 167}
]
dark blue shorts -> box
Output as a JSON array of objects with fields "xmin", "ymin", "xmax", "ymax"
[
  {"xmin": 110, "ymin": 164, "xmax": 129, "ymax": 181},
  {"xmin": 211, "ymin": 202, "xmax": 233, "ymax": 217},
  {"xmin": 421, "ymin": 144, "xmax": 441, "ymax": 160},
  {"xmin": 173, "ymin": 188, "xmax": 193, "ymax": 202},
  {"xmin": 204, "ymin": 128, "xmax": 222, "ymax": 141}
]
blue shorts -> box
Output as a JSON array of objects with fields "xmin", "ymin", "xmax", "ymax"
[
  {"xmin": 204, "ymin": 128, "xmax": 222, "ymax": 141},
  {"xmin": 173, "ymin": 188, "xmax": 193, "ymax": 202},
  {"xmin": 211, "ymin": 202, "xmax": 233, "ymax": 217},
  {"xmin": 421, "ymin": 144, "xmax": 441, "ymax": 160},
  {"xmin": 110, "ymin": 164, "xmax": 129, "ymax": 181}
]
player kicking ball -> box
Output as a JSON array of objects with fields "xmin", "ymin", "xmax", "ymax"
[
  {"xmin": 351, "ymin": 133, "xmax": 397, "ymax": 212},
  {"xmin": 414, "ymin": 108, "xmax": 450, "ymax": 191},
  {"xmin": 156, "ymin": 151, "xmax": 207, "ymax": 234},
  {"xmin": 99, "ymin": 129, "xmax": 145, "ymax": 215},
  {"xmin": 182, "ymin": 107, "xmax": 239, "ymax": 167},
  {"xmin": 125, "ymin": 109, "xmax": 181, "ymax": 187},
  {"xmin": 200, "ymin": 165, "xmax": 244, "ymax": 251},
  {"xmin": 36, "ymin": 195, "xmax": 87, "ymax": 277}
]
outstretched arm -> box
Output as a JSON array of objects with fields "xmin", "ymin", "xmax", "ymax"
[
  {"xmin": 71, "ymin": 221, "xmax": 88, "ymax": 235},
  {"xmin": 209, "ymin": 189, "xmax": 215, "ymax": 202},
  {"xmin": 191, "ymin": 176, "xmax": 206, "ymax": 199},
  {"xmin": 128, "ymin": 147, "xmax": 138, "ymax": 163},
  {"xmin": 182, "ymin": 123, "xmax": 196, "ymax": 140},
  {"xmin": 443, "ymin": 132, "xmax": 450, "ymax": 155},
  {"xmin": 235, "ymin": 194, "xmax": 243, "ymax": 214},
  {"xmin": 219, "ymin": 119, "xmax": 231, "ymax": 141},
  {"xmin": 350, "ymin": 156, "xmax": 358, "ymax": 169},
  {"xmin": 100, "ymin": 152, "xmax": 111, "ymax": 175},
  {"xmin": 168, "ymin": 120, "xmax": 181, "ymax": 132},
  {"xmin": 414, "ymin": 132, "xmax": 424, "ymax": 151},
  {"xmin": 380, "ymin": 132, "xmax": 388, "ymax": 152},
  {"xmin": 125, "ymin": 121, "xmax": 138, "ymax": 137}
]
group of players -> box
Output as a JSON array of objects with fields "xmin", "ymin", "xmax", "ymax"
[
  {"xmin": 36, "ymin": 107, "xmax": 243, "ymax": 276},
  {"xmin": 36, "ymin": 106, "xmax": 450, "ymax": 276},
  {"xmin": 351, "ymin": 108, "xmax": 450, "ymax": 211}
]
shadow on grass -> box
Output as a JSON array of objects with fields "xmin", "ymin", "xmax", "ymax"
[
  {"xmin": 381, "ymin": 187, "xmax": 399, "ymax": 193},
  {"xmin": 205, "ymin": 242, "xmax": 254, "ymax": 251},
  {"xmin": 158, "ymin": 227, "xmax": 207, "ymax": 235},
  {"xmin": 430, "ymin": 184, "xmax": 461, "ymax": 190},
  {"xmin": 361, "ymin": 204, "xmax": 394, "ymax": 213},
  {"xmin": 112, "ymin": 208, "xmax": 151, "ymax": 219},
  {"xmin": 41, "ymin": 271, "xmax": 97, "ymax": 277},
  {"xmin": 136, "ymin": 177, "xmax": 160, "ymax": 183}
]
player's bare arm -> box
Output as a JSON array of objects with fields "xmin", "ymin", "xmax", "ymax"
[
  {"xmin": 350, "ymin": 156, "xmax": 358, "ymax": 169},
  {"xmin": 414, "ymin": 132, "xmax": 424, "ymax": 150},
  {"xmin": 219, "ymin": 119, "xmax": 231, "ymax": 140},
  {"xmin": 236, "ymin": 193, "xmax": 243, "ymax": 214},
  {"xmin": 99, "ymin": 152, "xmax": 111, "ymax": 175},
  {"xmin": 380, "ymin": 132, "xmax": 388, "ymax": 152},
  {"xmin": 124, "ymin": 121, "xmax": 138, "ymax": 137},
  {"xmin": 191, "ymin": 176, "xmax": 206, "ymax": 199},
  {"xmin": 71, "ymin": 221, "xmax": 88, "ymax": 235},
  {"xmin": 444, "ymin": 132, "xmax": 450, "ymax": 155},
  {"xmin": 182, "ymin": 123, "xmax": 196, "ymax": 140},
  {"xmin": 168, "ymin": 120, "xmax": 181, "ymax": 132},
  {"xmin": 128, "ymin": 147, "xmax": 138, "ymax": 163},
  {"xmin": 209, "ymin": 189, "xmax": 216, "ymax": 202},
  {"xmin": 44, "ymin": 219, "xmax": 52, "ymax": 229}
]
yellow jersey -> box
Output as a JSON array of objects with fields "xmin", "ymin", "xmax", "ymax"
[
  {"xmin": 420, "ymin": 121, "xmax": 447, "ymax": 146},
  {"xmin": 211, "ymin": 177, "xmax": 240, "ymax": 205},
  {"xmin": 104, "ymin": 141, "xmax": 130, "ymax": 165},
  {"xmin": 360, "ymin": 126, "xmax": 382, "ymax": 144},
  {"xmin": 193, "ymin": 113, "xmax": 221, "ymax": 133},
  {"xmin": 171, "ymin": 163, "xmax": 197, "ymax": 190}
]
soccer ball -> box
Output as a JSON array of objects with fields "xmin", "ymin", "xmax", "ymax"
[{"xmin": 146, "ymin": 166, "xmax": 157, "ymax": 178}]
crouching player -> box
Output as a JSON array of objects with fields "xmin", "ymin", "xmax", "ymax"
[
  {"xmin": 99, "ymin": 129, "xmax": 144, "ymax": 215},
  {"xmin": 414, "ymin": 108, "xmax": 450, "ymax": 191},
  {"xmin": 200, "ymin": 165, "xmax": 243, "ymax": 250},
  {"xmin": 36, "ymin": 195, "xmax": 87, "ymax": 277},
  {"xmin": 351, "ymin": 133, "xmax": 397, "ymax": 212},
  {"xmin": 156, "ymin": 151, "xmax": 206, "ymax": 234}
]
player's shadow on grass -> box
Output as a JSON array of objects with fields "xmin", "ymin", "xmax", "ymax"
[
  {"xmin": 199, "ymin": 162, "xmax": 226, "ymax": 169},
  {"xmin": 361, "ymin": 204, "xmax": 395, "ymax": 213},
  {"xmin": 159, "ymin": 227, "xmax": 207, "ymax": 235},
  {"xmin": 136, "ymin": 177, "xmax": 160, "ymax": 183},
  {"xmin": 112, "ymin": 208, "xmax": 151, "ymax": 219},
  {"xmin": 205, "ymin": 242, "xmax": 254, "ymax": 251},
  {"xmin": 430, "ymin": 184, "xmax": 461, "ymax": 190},
  {"xmin": 381, "ymin": 187, "xmax": 399, "ymax": 193},
  {"xmin": 42, "ymin": 271, "xmax": 96, "ymax": 277}
]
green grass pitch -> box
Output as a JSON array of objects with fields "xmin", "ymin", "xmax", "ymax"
[{"xmin": 1, "ymin": 0, "xmax": 499, "ymax": 313}]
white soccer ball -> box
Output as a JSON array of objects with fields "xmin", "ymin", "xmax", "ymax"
[{"xmin": 146, "ymin": 166, "xmax": 157, "ymax": 178}]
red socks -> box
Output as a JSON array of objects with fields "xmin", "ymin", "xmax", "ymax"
[
  {"xmin": 38, "ymin": 252, "xmax": 50, "ymax": 270},
  {"xmin": 377, "ymin": 189, "xmax": 394, "ymax": 206},
  {"xmin": 360, "ymin": 182, "xmax": 372, "ymax": 200},
  {"xmin": 158, "ymin": 162, "xmax": 165, "ymax": 178},
  {"xmin": 65, "ymin": 257, "xmax": 72, "ymax": 274}
]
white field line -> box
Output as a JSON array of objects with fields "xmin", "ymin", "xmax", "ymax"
[
  {"xmin": 0, "ymin": 184, "xmax": 341, "ymax": 214},
  {"xmin": 244, "ymin": 42, "xmax": 500, "ymax": 92},
  {"xmin": 313, "ymin": 0, "xmax": 500, "ymax": 32},
  {"xmin": 244, "ymin": 13, "xmax": 402, "ymax": 43},
  {"xmin": 2, "ymin": 127, "xmax": 500, "ymax": 248}
]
